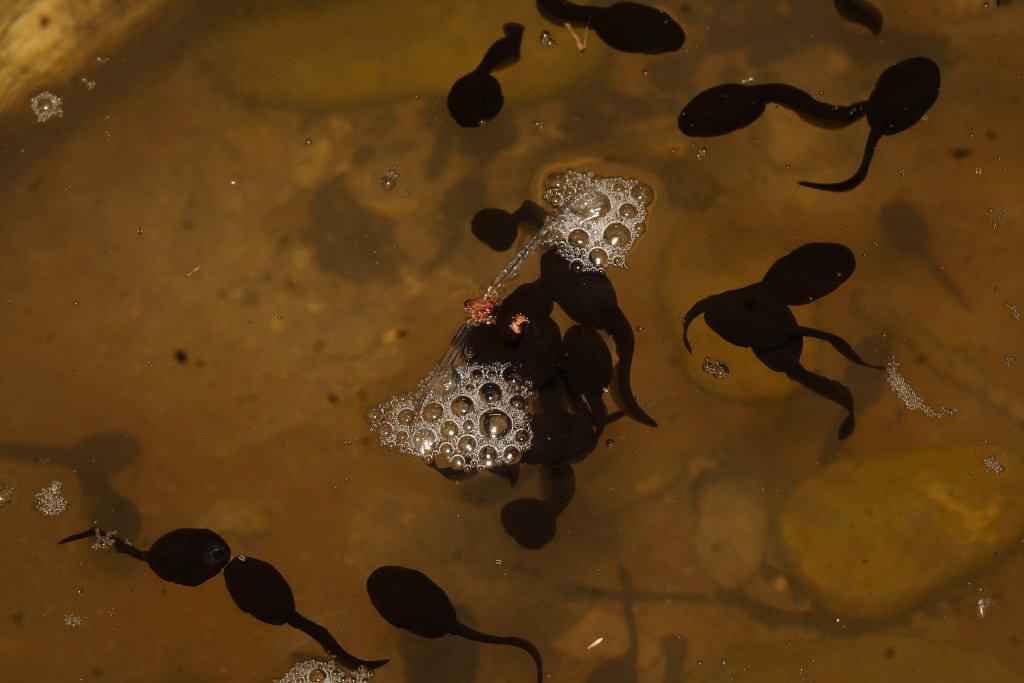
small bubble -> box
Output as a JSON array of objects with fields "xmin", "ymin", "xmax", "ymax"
[
  {"xmin": 64, "ymin": 612, "xmax": 86, "ymax": 629},
  {"xmin": 696, "ymin": 147, "xmax": 707, "ymax": 159},
  {"xmin": 974, "ymin": 167, "xmax": 983, "ymax": 176},
  {"xmin": 0, "ymin": 483, "xmax": 15, "ymax": 509},
  {"xmin": 377, "ymin": 167, "xmax": 399, "ymax": 191},
  {"xmin": 34, "ymin": 481, "xmax": 68, "ymax": 517},
  {"xmin": 983, "ymin": 456, "xmax": 1005, "ymax": 475},
  {"xmin": 79, "ymin": 77, "xmax": 97, "ymax": 91},
  {"xmin": 30, "ymin": 91, "xmax": 63, "ymax": 122},
  {"xmin": 533, "ymin": 120, "xmax": 544, "ymax": 133},
  {"xmin": 304, "ymin": 137, "xmax": 313, "ymax": 147},
  {"xmin": 540, "ymin": 30, "xmax": 557, "ymax": 48},
  {"xmin": 897, "ymin": 168, "xmax": 908, "ymax": 181}
]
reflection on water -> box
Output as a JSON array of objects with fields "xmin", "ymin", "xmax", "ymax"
[{"xmin": 1, "ymin": 0, "xmax": 1023, "ymax": 680}]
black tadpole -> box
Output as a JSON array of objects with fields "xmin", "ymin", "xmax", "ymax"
[
  {"xmin": 539, "ymin": 250, "xmax": 656, "ymax": 427},
  {"xmin": 800, "ymin": 57, "xmax": 940, "ymax": 192},
  {"xmin": 682, "ymin": 243, "xmax": 883, "ymax": 439},
  {"xmin": 59, "ymin": 527, "xmax": 230, "ymax": 587},
  {"xmin": 224, "ymin": 556, "xmax": 388, "ymax": 671},
  {"xmin": 537, "ymin": 0, "xmax": 684, "ymax": 54},
  {"xmin": 501, "ymin": 464, "xmax": 577, "ymax": 549},
  {"xmin": 447, "ymin": 23, "xmax": 524, "ymax": 128},
  {"xmin": 367, "ymin": 566, "xmax": 543, "ymax": 682},
  {"xmin": 678, "ymin": 83, "xmax": 866, "ymax": 137},
  {"xmin": 834, "ymin": 0, "xmax": 883, "ymax": 35}
]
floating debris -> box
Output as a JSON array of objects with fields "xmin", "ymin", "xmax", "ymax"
[
  {"xmin": 886, "ymin": 359, "xmax": 957, "ymax": 418},
  {"xmin": 977, "ymin": 597, "xmax": 993, "ymax": 618},
  {"xmin": 0, "ymin": 483, "xmax": 14, "ymax": 509},
  {"xmin": 80, "ymin": 77, "xmax": 97, "ymax": 91},
  {"xmin": 64, "ymin": 612, "xmax": 86, "ymax": 629},
  {"xmin": 1005, "ymin": 303, "xmax": 1021, "ymax": 321},
  {"xmin": 587, "ymin": 637, "xmax": 604, "ymax": 650},
  {"xmin": 983, "ymin": 456, "xmax": 1005, "ymax": 475},
  {"xmin": 90, "ymin": 528, "xmax": 119, "ymax": 551},
  {"xmin": 377, "ymin": 167, "xmax": 399, "ymax": 191},
  {"xmin": 701, "ymin": 357, "xmax": 729, "ymax": 379},
  {"xmin": 696, "ymin": 147, "xmax": 708, "ymax": 159},
  {"xmin": 275, "ymin": 659, "xmax": 374, "ymax": 683},
  {"xmin": 540, "ymin": 30, "xmax": 558, "ymax": 48},
  {"xmin": 1004, "ymin": 355, "xmax": 1016, "ymax": 367},
  {"xmin": 533, "ymin": 120, "xmax": 544, "ymax": 133},
  {"xmin": 30, "ymin": 91, "xmax": 64, "ymax": 122},
  {"xmin": 988, "ymin": 207, "xmax": 1004, "ymax": 230},
  {"xmin": 33, "ymin": 481, "xmax": 68, "ymax": 516}
]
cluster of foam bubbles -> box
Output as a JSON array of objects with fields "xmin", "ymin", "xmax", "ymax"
[
  {"xmin": 33, "ymin": 480, "xmax": 68, "ymax": 516},
  {"xmin": 368, "ymin": 361, "xmax": 534, "ymax": 471},
  {"xmin": 275, "ymin": 659, "xmax": 374, "ymax": 683},
  {"xmin": 539, "ymin": 169, "xmax": 654, "ymax": 272}
]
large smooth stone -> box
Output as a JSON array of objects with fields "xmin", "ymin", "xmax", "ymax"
[
  {"xmin": 694, "ymin": 475, "xmax": 767, "ymax": 589},
  {"xmin": 686, "ymin": 634, "xmax": 1013, "ymax": 682},
  {"xmin": 203, "ymin": 0, "xmax": 604, "ymax": 108},
  {"xmin": 778, "ymin": 443, "xmax": 1024, "ymax": 619}
]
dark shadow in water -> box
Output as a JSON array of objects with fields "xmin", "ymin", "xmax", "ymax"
[
  {"xmin": 59, "ymin": 526, "xmax": 386, "ymax": 670},
  {"xmin": 879, "ymin": 199, "xmax": 970, "ymax": 308},
  {"xmin": 660, "ymin": 635, "xmax": 688, "ymax": 683},
  {"xmin": 586, "ymin": 567, "xmax": 639, "ymax": 682},
  {"xmin": 447, "ymin": 23, "xmax": 524, "ymax": 128},
  {"xmin": 306, "ymin": 175, "xmax": 399, "ymax": 281},
  {"xmin": 0, "ymin": 432, "xmax": 142, "ymax": 538},
  {"xmin": 682, "ymin": 243, "xmax": 884, "ymax": 439},
  {"xmin": 536, "ymin": 0, "xmax": 685, "ymax": 54},
  {"xmin": 679, "ymin": 58, "xmax": 940, "ymax": 192},
  {"xmin": 471, "ymin": 200, "xmax": 547, "ymax": 252},
  {"xmin": 367, "ymin": 565, "xmax": 543, "ymax": 682},
  {"xmin": 224, "ymin": 556, "xmax": 388, "ymax": 670},
  {"xmin": 400, "ymin": 606, "xmax": 480, "ymax": 683},
  {"xmin": 834, "ymin": 0, "xmax": 883, "ymax": 35}
]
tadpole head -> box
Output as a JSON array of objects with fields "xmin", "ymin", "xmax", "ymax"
[
  {"xmin": 472, "ymin": 208, "xmax": 519, "ymax": 251},
  {"xmin": 501, "ymin": 498, "xmax": 557, "ymax": 549},
  {"xmin": 366, "ymin": 566, "xmax": 456, "ymax": 639},
  {"xmin": 678, "ymin": 84, "xmax": 765, "ymax": 137},
  {"xmin": 447, "ymin": 73, "xmax": 503, "ymax": 128},
  {"xmin": 595, "ymin": 2, "xmax": 685, "ymax": 54},
  {"xmin": 867, "ymin": 57, "xmax": 940, "ymax": 135},
  {"xmin": 146, "ymin": 528, "xmax": 231, "ymax": 586},
  {"xmin": 702, "ymin": 288, "xmax": 796, "ymax": 350},
  {"xmin": 223, "ymin": 556, "xmax": 296, "ymax": 626},
  {"xmin": 760, "ymin": 243, "xmax": 856, "ymax": 305},
  {"xmin": 560, "ymin": 325, "xmax": 613, "ymax": 397}
]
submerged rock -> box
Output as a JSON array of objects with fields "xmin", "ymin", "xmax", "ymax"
[
  {"xmin": 204, "ymin": 1, "xmax": 604, "ymax": 108},
  {"xmin": 686, "ymin": 634, "xmax": 1013, "ymax": 681},
  {"xmin": 778, "ymin": 443, "xmax": 1024, "ymax": 619},
  {"xmin": 694, "ymin": 475, "xmax": 767, "ymax": 589}
]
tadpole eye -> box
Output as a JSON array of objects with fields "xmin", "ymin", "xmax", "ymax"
[{"xmin": 205, "ymin": 543, "xmax": 228, "ymax": 565}]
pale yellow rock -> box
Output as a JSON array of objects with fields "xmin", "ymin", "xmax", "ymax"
[
  {"xmin": 694, "ymin": 475, "xmax": 768, "ymax": 589},
  {"xmin": 778, "ymin": 442, "xmax": 1024, "ymax": 619},
  {"xmin": 203, "ymin": 0, "xmax": 606, "ymax": 108},
  {"xmin": 0, "ymin": 0, "xmax": 178, "ymax": 120},
  {"xmin": 686, "ymin": 634, "xmax": 1013, "ymax": 682}
]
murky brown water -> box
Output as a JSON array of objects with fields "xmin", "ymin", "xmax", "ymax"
[{"xmin": 2, "ymin": 1, "xmax": 1023, "ymax": 680}]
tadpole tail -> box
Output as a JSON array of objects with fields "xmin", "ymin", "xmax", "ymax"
[
  {"xmin": 536, "ymin": 0, "xmax": 595, "ymax": 23},
  {"xmin": 681, "ymin": 296, "xmax": 715, "ymax": 353},
  {"xmin": 607, "ymin": 310, "xmax": 658, "ymax": 427},
  {"xmin": 754, "ymin": 84, "xmax": 867, "ymax": 127},
  {"xmin": 450, "ymin": 621, "xmax": 543, "ymax": 683},
  {"xmin": 784, "ymin": 363, "xmax": 856, "ymax": 440},
  {"xmin": 58, "ymin": 528, "xmax": 101, "ymax": 545},
  {"xmin": 793, "ymin": 326, "xmax": 886, "ymax": 369},
  {"xmin": 798, "ymin": 129, "xmax": 881, "ymax": 192},
  {"xmin": 58, "ymin": 527, "xmax": 147, "ymax": 561},
  {"xmin": 288, "ymin": 612, "xmax": 389, "ymax": 671},
  {"xmin": 477, "ymin": 23, "xmax": 525, "ymax": 74}
]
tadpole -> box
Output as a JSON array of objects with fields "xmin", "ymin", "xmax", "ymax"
[
  {"xmin": 682, "ymin": 243, "xmax": 883, "ymax": 439},
  {"xmin": 536, "ymin": 0, "xmax": 685, "ymax": 54},
  {"xmin": 447, "ymin": 23, "xmax": 524, "ymax": 127},
  {"xmin": 800, "ymin": 57, "xmax": 940, "ymax": 191},
  {"xmin": 224, "ymin": 556, "xmax": 388, "ymax": 671},
  {"xmin": 367, "ymin": 565, "xmax": 543, "ymax": 682}
]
